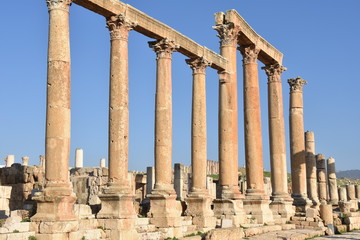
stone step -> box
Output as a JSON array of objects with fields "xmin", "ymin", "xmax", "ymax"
[
  {"xmin": 136, "ymin": 223, "xmax": 157, "ymax": 233},
  {"xmin": 182, "ymin": 224, "xmax": 197, "ymax": 235},
  {"xmin": 246, "ymin": 228, "xmax": 325, "ymax": 240},
  {"xmin": 69, "ymin": 229, "xmax": 106, "ymax": 240},
  {"xmin": 138, "ymin": 231, "xmax": 162, "ymax": 240},
  {"xmin": 274, "ymin": 217, "xmax": 286, "ymax": 225},
  {"xmin": 136, "ymin": 217, "xmax": 150, "ymax": 226}
]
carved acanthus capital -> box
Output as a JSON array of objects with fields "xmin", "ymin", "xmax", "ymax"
[
  {"xmin": 106, "ymin": 14, "xmax": 137, "ymax": 41},
  {"xmin": 148, "ymin": 38, "xmax": 179, "ymax": 59},
  {"xmin": 288, "ymin": 77, "xmax": 307, "ymax": 92},
  {"xmin": 238, "ymin": 45, "xmax": 260, "ymax": 64},
  {"xmin": 262, "ymin": 64, "xmax": 287, "ymax": 83},
  {"xmin": 213, "ymin": 22, "xmax": 240, "ymax": 47},
  {"xmin": 46, "ymin": 0, "xmax": 72, "ymax": 11},
  {"xmin": 185, "ymin": 57, "xmax": 211, "ymax": 74}
]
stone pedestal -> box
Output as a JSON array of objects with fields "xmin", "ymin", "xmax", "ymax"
[
  {"xmin": 97, "ymin": 190, "xmax": 136, "ymax": 219},
  {"xmin": 185, "ymin": 193, "xmax": 216, "ymax": 228},
  {"xmin": 31, "ymin": 184, "xmax": 76, "ymax": 222},
  {"xmin": 147, "ymin": 191, "xmax": 182, "ymax": 227},
  {"xmin": 75, "ymin": 148, "xmax": 83, "ymax": 168},
  {"xmin": 327, "ymin": 157, "xmax": 339, "ymax": 205},
  {"xmin": 213, "ymin": 199, "xmax": 246, "ymax": 226},
  {"xmin": 270, "ymin": 198, "xmax": 295, "ymax": 219},
  {"xmin": 243, "ymin": 195, "xmax": 274, "ymax": 224},
  {"xmin": 98, "ymin": 218, "xmax": 139, "ymax": 240},
  {"xmin": 320, "ymin": 203, "xmax": 333, "ymax": 225}
]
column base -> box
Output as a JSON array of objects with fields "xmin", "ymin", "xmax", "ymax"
[
  {"xmin": 147, "ymin": 189, "xmax": 182, "ymax": 227},
  {"xmin": 31, "ymin": 184, "xmax": 76, "ymax": 222},
  {"xmin": 97, "ymin": 190, "xmax": 137, "ymax": 219},
  {"xmin": 97, "ymin": 218, "xmax": 139, "ymax": 240},
  {"xmin": 218, "ymin": 185, "xmax": 245, "ymax": 200},
  {"xmin": 291, "ymin": 194, "xmax": 312, "ymax": 212},
  {"xmin": 185, "ymin": 192, "xmax": 216, "ymax": 228},
  {"xmin": 213, "ymin": 199, "xmax": 246, "ymax": 226},
  {"xmin": 243, "ymin": 195, "xmax": 274, "ymax": 224},
  {"xmin": 270, "ymin": 197, "xmax": 295, "ymax": 219}
]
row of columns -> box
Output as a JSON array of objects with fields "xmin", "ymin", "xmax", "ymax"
[{"xmin": 33, "ymin": 0, "xmax": 332, "ymax": 230}]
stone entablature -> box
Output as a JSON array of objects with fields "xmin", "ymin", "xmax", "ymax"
[{"xmin": 74, "ymin": 0, "xmax": 227, "ymax": 71}]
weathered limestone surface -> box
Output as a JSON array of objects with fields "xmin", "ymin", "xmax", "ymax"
[
  {"xmin": 316, "ymin": 154, "xmax": 327, "ymax": 202},
  {"xmin": 5, "ymin": 155, "xmax": 14, "ymax": 167},
  {"xmin": 356, "ymin": 185, "xmax": 360, "ymax": 199},
  {"xmin": 339, "ymin": 187, "xmax": 347, "ymax": 202},
  {"xmin": 174, "ymin": 164, "xmax": 191, "ymax": 201},
  {"xmin": 262, "ymin": 64, "xmax": 290, "ymax": 203},
  {"xmin": 327, "ymin": 157, "xmax": 338, "ymax": 205},
  {"xmin": 213, "ymin": 21, "xmax": 241, "ymax": 199},
  {"xmin": 21, "ymin": 156, "xmax": 29, "ymax": 166},
  {"xmin": 32, "ymin": 0, "xmax": 76, "ymax": 222},
  {"xmin": 305, "ymin": 131, "xmax": 319, "ymax": 205},
  {"xmin": 206, "ymin": 160, "xmax": 219, "ymax": 175},
  {"xmin": 288, "ymin": 77, "xmax": 309, "ymax": 209}
]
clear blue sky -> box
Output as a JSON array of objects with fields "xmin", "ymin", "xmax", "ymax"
[{"xmin": 1, "ymin": 1, "xmax": 359, "ymax": 172}]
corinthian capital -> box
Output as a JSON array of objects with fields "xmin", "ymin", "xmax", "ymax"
[
  {"xmin": 46, "ymin": 0, "xmax": 72, "ymax": 11},
  {"xmin": 213, "ymin": 22, "xmax": 240, "ymax": 47},
  {"xmin": 148, "ymin": 38, "xmax": 179, "ymax": 59},
  {"xmin": 106, "ymin": 14, "xmax": 137, "ymax": 41},
  {"xmin": 239, "ymin": 45, "xmax": 260, "ymax": 64},
  {"xmin": 288, "ymin": 77, "xmax": 307, "ymax": 92},
  {"xmin": 185, "ymin": 57, "xmax": 211, "ymax": 74},
  {"xmin": 262, "ymin": 64, "xmax": 287, "ymax": 83}
]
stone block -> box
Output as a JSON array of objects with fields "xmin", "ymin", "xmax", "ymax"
[
  {"xmin": 5, "ymin": 232, "xmax": 35, "ymax": 240},
  {"xmin": 78, "ymin": 219, "xmax": 99, "ymax": 230},
  {"xmin": 69, "ymin": 229, "xmax": 106, "ymax": 240},
  {"xmin": 73, "ymin": 204, "xmax": 94, "ymax": 219},
  {"xmin": 39, "ymin": 221, "xmax": 79, "ymax": 234},
  {"xmin": 6, "ymin": 222, "xmax": 30, "ymax": 233},
  {"xmin": 36, "ymin": 233, "xmax": 68, "ymax": 240},
  {"xmin": 205, "ymin": 228, "xmax": 244, "ymax": 240},
  {"xmin": 220, "ymin": 218, "xmax": 233, "ymax": 228},
  {"xmin": 306, "ymin": 208, "xmax": 319, "ymax": 218},
  {"xmin": 135, "ymin": 217, "xmax": 150, "ymax": 226}
]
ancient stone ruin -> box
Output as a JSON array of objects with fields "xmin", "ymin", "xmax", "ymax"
[{"xmin": 1, "ymin": 0, "xmax": 360, "ymax": 240}]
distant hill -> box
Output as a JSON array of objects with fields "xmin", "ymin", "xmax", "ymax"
[{"xmin": 337, "ymin": 170, "xmax": 360, "ymax": 180}]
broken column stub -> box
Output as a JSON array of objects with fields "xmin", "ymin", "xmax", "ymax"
[
  {"xmin": 5, "ymin": 155, "xmax": 15, "ymax": 167},
  {"xmin": 305, "ymin": 131, "xmax": 319, "ymax": 206},
  {"xmin": 21, "ymin": 156, "xmax": 29, "ymax": 166},
  {"xmin": 327, "ymin": 157, "xmax": 339, "ymax": 205},
  {"xmin": 316, "ymin": 154, "xmax": 327, "ymax": 203},
  {"xmin": 75, "ymin": 148, "xmax": 83, "ymax": 168}
]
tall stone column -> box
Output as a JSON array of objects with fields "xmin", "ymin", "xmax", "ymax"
[
  {"xmin": 316, "ymin": 154, "xmax": 327, "ymax": 203},
  {"xmin": 262, "ymin": 64, "xmax": 294, "ymax": 218},
  {"xmin": 288, "ymin": 77, "xmax": 310, "ymax": 210},
  {"xmin": 184, "ymin": 57, "xmax": 215, "ymax": 228},
  {"xmin": 97, "ymin": 14, "xmax": 138, "ymax": 223},
  {"xmin": 327, "ymin": 157, "xmax": 339, "ymax": 205},
  {"xmin": 213, "ymin": 21, "xmax": 241, "ymax": 198},
  {"xmin": 239, "ymin": 45, "xmax": 273, "ymax": 224},
  {"xmin": 239, "ymin": 45, "xmax": 264, "ymax": 196},
  {"xmin": 147, "ymin": 38, "xmax": 181, "ymax": 227},
  {"xmin": 5, "ymin": 155, "xmax": 14, "ymax": 167},
  {"xmin": 32, "ymin": 0, "xmax": 76, "ymax": 222},
  {"xmin": 305, "ymin": 131, "xmax": 319, "ymax": 205}
]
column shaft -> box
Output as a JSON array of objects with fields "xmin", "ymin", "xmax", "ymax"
[
  {"xmin": 305, "ymin": 131, "xmax": 319, "ymax": 203},
  {"xmin": 213, "ymin": 23, "xmax": 240, "ymax": 197},
  {"xmin": 316, "ymin": 154, "xmax": 327, "ymax": 202},
  {"xmin": 288, "ymin": 77, "xmax": 307, "ymax": 199},
  {"xmin": 262, "ymin": 64, "xmax": 289, "ymax": 199},
  {"xmin": 187, "ymin": 58, "xmax": 210, "ymax": 192},
  {"xmin": 106, "ymin": 15, "xmax": 136, "ymax": 191},
  {"xmin": 327, "ymin": 157, "xmax": 339, "ymax": 205},
  {"xmin": 240, "ymin": 45, "xmax": 264, "ymax": 195},
  {"xmin": 149, "ymin": 39, "xmax": 178, "ymax": 191},
  {"xmin": 45, "ymin": 0, "xmax": 72, "ymax": 187}
]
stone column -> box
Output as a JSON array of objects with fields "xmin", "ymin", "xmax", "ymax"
[
  {"xmin": 347, "ymin": 184, "xmax": 356, "ymax": 200},
  {"xmin": 22, "ymin": 156, "xmax": 29, "ymax": 166},
  {"xmin": 32, "ymin": 0, "xmax": 76, "ymax": 222},
  {"xmin": 355, "ymin": 185, "xmax": 360, "ymax": 199},
  {"xmin": 39, "ymin": 155, "xmax": 45, "ymax": 169},
  {"xmin": 213, "ymin": 21, "xmax": 241, "ymax": 198},
  {"xmin": 316, "ymin": 154, "xmax": 327, "ymax": 203},
  {"xmin": 338, "ymin": 187, "xmax": 347, "ymax": 202},
  {"xmin": 5, "ymin": 155, "xmax": 14, "ymax": 167},
  {"xmin": 100, "ymin": 158, "xmax": 106, "ymax": 168},
  {"xmin": 262, "ymin": 64, "xmax": 294, "ymax": 218},
  {"xmin": 147, "ymin": 38, "xmax": 181, "ymax": 227},
  {"xmin": 97, "ymin": 15, "xmax": 138, "ymax": 223},
  {"xmin": 305, "ymin": 131, "xmax": 319, "ymax": 205},
  {"xmin": 75, "ymin": 148, "xmax": 83, "ymax": 168},
  {"xmin": 239, "ymin": 45, "xmax": 264, "ymax": 196},
  {"xmin": 327, "ymin": 157, "xmax": 339, "ymax": 205},
  {"xmin": 238, "ymin": 45, "xmax": 273, "ymax": 224},
  {"xmin": 146, "ymin": 167, "xmax": 155, "ymax": 195},
  {"xmin": 288, "ymin": 77, "xmax": 310, "ymax": 210},
  {"xmin": 184, "ymin": 57, "xmax": 215, "ymax": 228}
]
